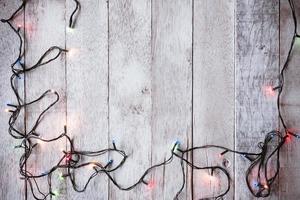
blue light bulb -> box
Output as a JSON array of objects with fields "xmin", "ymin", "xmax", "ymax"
[{"xmin": 253, "ymin": 181, "xmax": 259, "ymax": 188}]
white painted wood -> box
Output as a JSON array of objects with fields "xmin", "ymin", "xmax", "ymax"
[
  {"xmin": 65, "ymin": 0, "xmax": 109, "ymax": 200},
  {"xmin": 0, "ymin": 1, "xmax": 25, "ymax": 199},
  {"xmin": 235, "ymin": 0, "xmax": 279, "ymax": 199},
  {"xmin": 279, "ymin": 0, "xmax": 300, "ymax": 199},
  {"xmin": 3, "ymin": 0, "xmax": 300, "ymax": 199},
  {"xmin": 151, "ymin": 0, "xmax": 192, "ymax": 199},
  {"xmin": 108, "ymin": 0, "xmax": 152, "ymax": 199},
  {"xmin": 193, "ymin": 0, "xmax": 235, "ymax": 199},
  {"xmin": 25, "ymin": 1, "xmax": 67, "ymax": 199}
]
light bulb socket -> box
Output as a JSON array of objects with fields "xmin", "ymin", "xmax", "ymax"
[
  {"xmin": 64, "ymin": 125, "xmax": 67, "ymax": 133},
  {"xmin": 112, "ymin": 140, "xmax": 116, "ymax": 149},
  {"xmin": 220, "ymin": 150, "xmax": 229, "ymax": 156},
  {"xmin": 104, "ymin": 160, "xmax": 113, "ymax": 168},
  {"xmin": 7, "ymin": 103, "xmax": 17, "ymax": 108}
]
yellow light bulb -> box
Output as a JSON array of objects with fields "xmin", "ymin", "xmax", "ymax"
[{"xmin": 90, "ymin": 162, "xmax": 98, "ymax": 169}]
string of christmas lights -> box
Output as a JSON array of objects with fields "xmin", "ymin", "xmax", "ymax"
[{"xmin": 1, "ymin": 0, "xmax": 300, "ymax": 199}]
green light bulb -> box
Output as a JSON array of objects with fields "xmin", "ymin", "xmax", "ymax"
[
  {"xmin": 295, "ymin": 36, "xmax": 300, "ymax": 47},
  {"xmin": 52, "ymin": 190, "xmax": 59, "ymax": 198},
  {"xmin": 58, "ymin": 172, "xmax": 64, "ymax": 181}
]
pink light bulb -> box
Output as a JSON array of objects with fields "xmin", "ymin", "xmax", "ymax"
[
  {"xmin": 264, "ymin": 86, "xmax": 276, "ymax": 97},
  {"xmin": 147, "ymin": 180, "xmax": 155, "ymax": 190}
]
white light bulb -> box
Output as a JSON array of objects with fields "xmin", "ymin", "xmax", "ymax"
[
  {"xmin": 66, "ymin": 27, "xmax": 74, "ymax": 33},
  {"xmin": 67, "ymin": 48, "xmax": 79, "ymax": 57}
]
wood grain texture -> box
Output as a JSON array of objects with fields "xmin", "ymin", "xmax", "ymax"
[
  {"xmin": 279, "ymin": 0, "xmax": 300, "ymax": 199},
  {"xmin": 25, "ymin": 1, "xmax": 67, "ymax": 199},
  {"xmin": 151, "ymin": 0, "xmax": 192, "ymax": 199},
  {"xmin": 235, "ymin": 0, "xmax": 279, "ymax": 199},
  {"xmin": 65, "ymin": 1, "xmax": 109, "ymax": 199},
  {"xmin": 3, "ymin": 0, "xmax": 300, "ymax": 199},
  {"xmin": 108, "ymin": 0, "xmax": 152, "ymax": 199},
  {"xmin": 0, "ymin": 1, "xmax": 25, "ymax": 199},
  {"xmin": 193, "ymin": 0, "xmax": 235, "ymax": 199}
]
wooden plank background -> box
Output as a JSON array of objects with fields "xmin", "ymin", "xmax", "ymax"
[
  {"xmin": 0, "ymin": 0, "xmax": 299, "ymax": 199},
  {"xmin": 235, "ymin": 0, "xmax": 280, "ymax": 199}
]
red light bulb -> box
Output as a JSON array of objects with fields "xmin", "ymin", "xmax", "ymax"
[
  {"xmin": 285, "ymin": 134, "xmax": 291, "ymax": 143},
  {"xmin": 66, "ymin": 153, "xmax": 72, "ymax": 161}
]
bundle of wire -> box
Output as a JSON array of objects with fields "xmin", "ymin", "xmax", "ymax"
[{"xmin": 1, "ymin": 0, "xmax": 300, "ymax": 199}]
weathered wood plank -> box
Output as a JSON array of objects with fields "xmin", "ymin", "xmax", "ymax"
[
  {"xmin": 4, "ymin": 0, "xmax": 300, "ymax": 200},
  {"xmin": 151, "ymin": 0, "xmax": 192, "ymax": 199},
  {"xmin": 65, "ymin": 0, "xmax": 109, "ymax": 199},
  {"xmin": 235, "ymin": 0, "xmax": 279, "ymax": 199},
  {"xmin": 25, "ymin": 1, "xmax": 67, "ymax": 199},
  {"xmin": 0, "ymin": 1, "xmax": 25, "ymax": 199},
  {"xmin": 192, "ymin": 0, "xmax": 235, "ymax": 199},
  {"xmin": 108, "ymin": 0, "xmax": 152, "ymax": 199},
  {"xmin": 279, "ymin": 0, "xmax": 300, "ymax": 199}
]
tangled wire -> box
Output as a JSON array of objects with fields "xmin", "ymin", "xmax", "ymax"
[{"xmin": 1, "ymin": 0, "xmax": 300, "ymax": 199}]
